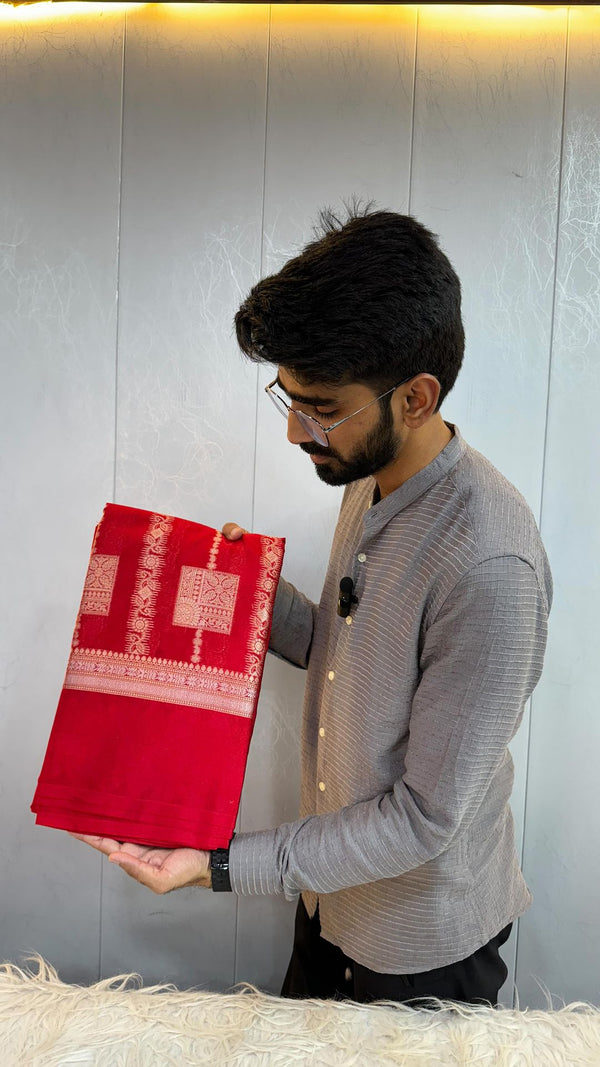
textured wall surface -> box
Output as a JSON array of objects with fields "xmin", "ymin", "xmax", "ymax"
[{"xmin": 0, "ymin": 3, "xmax": 598, "ymax": 1008}]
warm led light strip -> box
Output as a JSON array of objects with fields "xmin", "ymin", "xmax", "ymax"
[
  {"xmin": 0, "ymin": 0, "xmax": 593, "ymax": 8},
  {"xmin": 0, "ymin": 1, "xmax": 146, "ymax": 17},
  {"xmin": 0, "ymin": 1, "xmax": 592, "ymax": 24}
]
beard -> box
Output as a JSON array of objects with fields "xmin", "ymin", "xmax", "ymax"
[{"xmin": 301, "ymin": 400, "xmax": 402, "ymax": 486}]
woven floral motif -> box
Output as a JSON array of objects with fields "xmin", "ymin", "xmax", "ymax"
[
  {"xmin": 80, "ymin": 555, "xmax": 119, "ymax": 616},
  {"xmin": 65, "ymin": 649, "xmax": 255, "ymax": 718},
  {"xmin": 173, "ymin": 566, "xmax": 240, "ymax": 634},
  {"xmin": 125, "ymin": 514, "xmax": 173, "ymax": 655}
]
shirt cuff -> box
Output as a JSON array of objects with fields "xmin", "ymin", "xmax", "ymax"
[{"xmin": 228, "ymin": 827, "xmax": 302, "ymax": 900}]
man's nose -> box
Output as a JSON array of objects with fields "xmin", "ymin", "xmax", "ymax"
[{"xmin": 287, "ymin": 410, "xmax": 316, "ymax": 446}]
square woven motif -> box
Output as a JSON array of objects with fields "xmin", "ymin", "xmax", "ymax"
[
  {"xmin": 173, "ymin": 566, "xmax": 240, "ymax": 634},
  {"xmin": 80, "ymin": 554, "xmax": 119, "ymax": 616}
]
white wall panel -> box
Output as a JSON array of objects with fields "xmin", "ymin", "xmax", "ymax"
[
  {"xmin": 114, "ymin": 3, "xmax": 270, "ymax": 530},
  {"xmin": 100, "ymin": 4, "xmax": 271, "ymax": 989},
  {"xmin": 0, "ymin": 9, "xmax": 125, "ymax": 981},
  {"xmin": 238, "ymin": 4, "xmax": 418, "ymax": 991},
  {"xmin": 234, "ymin": 655, "xmax": 307, "ymax": 989},
  {"xmin": 411, "ymin": 6, "xmax": 567, "ymax": 506},
  {"xmin": 517, "ymin": 10, "xmax": 600, "ymax": 1009},
  {"xmin": 409, "ymin": 6, "xmax": 568, "ymax": 1006}
]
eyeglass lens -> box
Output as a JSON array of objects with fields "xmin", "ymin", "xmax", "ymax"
[
  {"xmin": 267, "ymin": 390, "xmax": 289, "ymax": 420},
  {"xmin": 267, "ymin": 387, "xmax": 329, "ymax": 446},
  {"xmin": 295, "ymin": 411, "xmax": 327, "ymax": 446}
]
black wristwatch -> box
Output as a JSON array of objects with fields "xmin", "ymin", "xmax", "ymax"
[{"xmin": 210, "ymin": 842, "xmax": 233, "ymax": 892}]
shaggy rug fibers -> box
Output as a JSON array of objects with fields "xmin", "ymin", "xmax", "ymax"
[{"xmin": 0, "ymin": 958, "xmax": 599, "ymax": 1067}]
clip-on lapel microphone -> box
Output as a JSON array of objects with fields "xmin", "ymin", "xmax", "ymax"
[{"xmin": 337, "ymin": 576, "xmax": 358, "ymax": 618}]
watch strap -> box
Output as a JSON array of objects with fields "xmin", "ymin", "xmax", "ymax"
[{"xmin": 210, "ymin": 844, "xmax": 233, "ymax": 892}]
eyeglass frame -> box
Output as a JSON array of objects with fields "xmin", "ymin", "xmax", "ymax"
[{"xmin": 264, "ymin": 373, "xmax": 419, "ymax": 448}]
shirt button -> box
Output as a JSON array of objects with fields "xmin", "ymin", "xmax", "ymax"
[
  {"xmin": 319, "ymin": 727, "xmax": 325, "ymax": 738},
  {"xmin": 357, "ymin": 552, "xmax": 367, "ymax": 563},
  {"xmin": 346, "ymin": 616, "xmax": 352, "ymax": 625},
  {"xmin": 344, "ymin": 967, "xmax": 353, "ymax": 982},
  {"xmin": 319, "ymin": 781, "xmax": 326, "ymax": 792},
  {"xmin": 328, "ymin": 670, "xmax": 335, "ymax": 681}
]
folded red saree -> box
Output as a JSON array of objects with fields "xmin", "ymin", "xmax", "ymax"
[{"xmin": 31, "ymin": 504, "xmax": 284, "ymax": 850}]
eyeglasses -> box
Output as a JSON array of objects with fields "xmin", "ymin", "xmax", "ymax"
[{"xmin": 265, "ymin": 375, "xmax": 417, "ymax": 448}]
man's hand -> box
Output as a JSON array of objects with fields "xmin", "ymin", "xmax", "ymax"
[{"xmin": 71, "ymin": 835, "xmax": 212, "ymax": 894}]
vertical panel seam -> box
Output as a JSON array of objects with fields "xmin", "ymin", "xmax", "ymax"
[
  {"xmin": 100, "ymin": 8, "xmax": 127, "ymax": 984},
  {"xmin": 537, "ymin": 11, "xmax": 570, "ymax": 536},
  {"xmin": 249, "ymin": 4, "xmax": 271, "ymax": 540},
  {"xmin": 98, "ymin": 860, "xmax": 104, "ymax": 983},
  {"xmin": 112, "ymin": 13, "xmax": 127, "ymax": 511},
  {"xmin": 407, "ymin": 6, "xmax": 419, "ymax": 214},
  {"xmin": 238, "ymin": 2, "xmax": 271, "ymax": 987},
  {"xmin": 514, "ymin": 9, "xmax": 571, "ymax": 1009}
]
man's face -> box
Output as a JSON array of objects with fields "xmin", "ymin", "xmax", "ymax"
[{"xmin": 276, "ymin": 368, "xmax": 405, "ymax": 486}]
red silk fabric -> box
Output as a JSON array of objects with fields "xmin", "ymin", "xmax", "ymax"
[{"xmin": 32, "ymin": 504, "xmax": 284, "ymax": 850}]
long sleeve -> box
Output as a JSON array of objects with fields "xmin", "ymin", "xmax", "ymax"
[
  {"xmin": 268, "ymin": 576, "xmax": 318, "ymax": 670},
  {"xmin": 229, "ymin": 555, "xmax": 549, "ymax": 899}
]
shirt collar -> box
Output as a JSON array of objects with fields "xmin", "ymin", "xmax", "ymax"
[{"xmin": 362, "ymin": 424, "xmax": 466, "ymax": 536}]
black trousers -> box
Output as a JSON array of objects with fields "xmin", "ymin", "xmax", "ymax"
[{"xmin": 281, "ymin": 898, "xmax": 512, "ymax": 1007}]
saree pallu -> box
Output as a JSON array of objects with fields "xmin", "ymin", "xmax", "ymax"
[{"xmin": 31, "ymin": 504, "xmax": 284, "ymax": 850}]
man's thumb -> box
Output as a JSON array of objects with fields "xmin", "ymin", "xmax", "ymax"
[{"xmin": 222, "ymin": 522, "xmax": 246, "ymax": 540}]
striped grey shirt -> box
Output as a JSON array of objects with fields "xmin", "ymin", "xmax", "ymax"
[{"xmin": 229, "ymin": 425, "xmax": 552, "ymax": 973}]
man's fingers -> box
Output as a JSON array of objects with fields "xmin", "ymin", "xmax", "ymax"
[
  {"xmin": 115, "ymin": 842, "xmax": 164, "ymax": 862},
  {"xmin": 70, "ymin": 833, "xmax": 123, "ymax": 856},
  {"xmin": 222, "ymin": 522, "xmax": 246, "ymax": 541},
  {"xmin": 109, "ymin": 853, "xmax": 170, "ymax": 894}
]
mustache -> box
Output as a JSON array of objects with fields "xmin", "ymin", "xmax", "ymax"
[{"xmin": 300, "ymin": 443, "xmax": 333, "ymax": 458}]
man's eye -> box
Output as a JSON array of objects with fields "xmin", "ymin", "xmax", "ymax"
[{"xmin": 315, "ymin": 408, "xmax": 337, "ymax": 418}]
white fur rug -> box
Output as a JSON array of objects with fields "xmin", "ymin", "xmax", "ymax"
[{"xmin": 1, "ymin": 958, "xmax": 599, "ymax": 1067}]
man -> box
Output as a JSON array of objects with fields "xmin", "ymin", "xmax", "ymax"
[{"xmin": 78, "ymin": 202, "xmax": 552, "ymax": 1007}]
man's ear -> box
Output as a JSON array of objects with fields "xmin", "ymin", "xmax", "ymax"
[{"xmin": 402, "ymin": 374, "xmax": 442, "ymax": 428}]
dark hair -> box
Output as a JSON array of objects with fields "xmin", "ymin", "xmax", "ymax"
[{"xmin": 234, "ymin": 196, "xmax": 464, "ymax": 409}]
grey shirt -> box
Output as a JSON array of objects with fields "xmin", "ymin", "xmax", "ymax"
[{"xmin": 229, "ymin": 426, "xmax": 552, "ymax": 973}]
